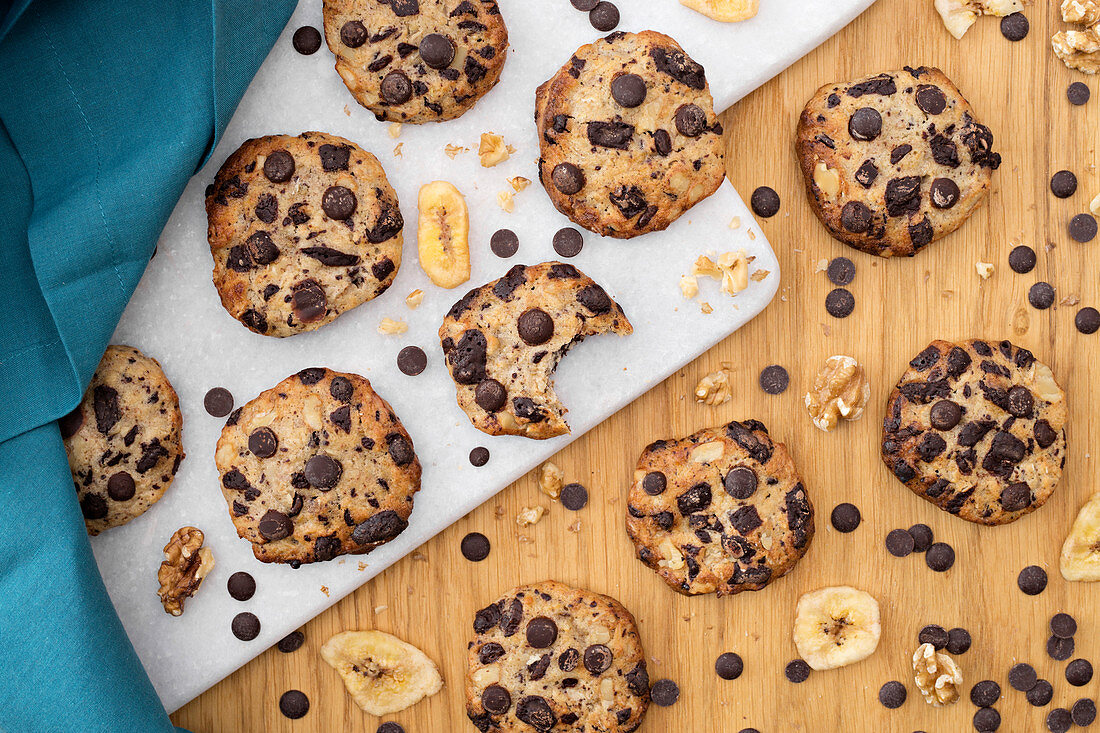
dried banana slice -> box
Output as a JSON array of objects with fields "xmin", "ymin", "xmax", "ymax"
[
  {"xmin": 793, "ymin": 586, "xmax": 881, "ymax": 670},
  {"xmin": 1061, "ymin": 493, "xmax": 1100, "ymax": 580},
  {"xmin": 680, "ymin": 0, "xmax": 759, "ymax": 22},
  {"xmin": 320, "ymin": 630, "xmax": 443, "ymax": 716},
  {"xmin": 417, "ymin": 181, "xmax": 470, "ymax": 289},
  {"xmin": 935, "ymin": 0, "xmax": 1026, "ymax": 39}
]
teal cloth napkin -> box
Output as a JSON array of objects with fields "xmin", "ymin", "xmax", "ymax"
[{"xmin": 0, "ymin": 0, "xmax": 295, "ymax": 729}]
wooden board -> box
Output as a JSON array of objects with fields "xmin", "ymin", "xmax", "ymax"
[{"xmin": 172, "ymin": 0, "xmax": 1100, "ymax": 730}]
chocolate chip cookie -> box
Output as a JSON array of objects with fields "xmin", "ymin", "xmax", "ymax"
[
  {"xmin": 322, "ymin": 0, "xmax": 509, "ymax": 123},
  {"xmin": 466, "ymin": 580, "xmax": 650, "ymax": 732},
  {"xmin": 214, "ymin": 367, "xmax": 421, "ymax": 565},
  {"xmin": 626, "ymin": 420, "xmax": 814, "ymax": 596},
  {"xmin": 796, "ymin": 66, "xmax": 1001, "ymax": 257},
  {"xmin": 206, "ymin": 131, "xmax": 403, "ymax": 337},
  {"xmin": 882, "ymin": 339, "xmax": 1067, "ymax": 525},
  {"xmin": 60, "ymin": 345, "xmax": 184, "ymax": 536},
  {"xmin": 439, "ymin": 262, "xmax": 632, "ymax": 440},
  {"xmin": 535, "ymin": 30, "xmax": 725, "ymax": 238}
]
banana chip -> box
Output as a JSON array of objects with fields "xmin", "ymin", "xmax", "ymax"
[
  {"xmin": 321, "ymin": 630, "xmax": 443, "ymax": 716},
  {"xmin": 680, "ymin": 0, "xmax": 759, "ymax": 23},
  {"xmin": 1062, "ymin": 493, "xmax": 1100, "ymax": 581},
  {"xmin": 793, "ymin": 586, "xmax": 881, "ymax": 670}
]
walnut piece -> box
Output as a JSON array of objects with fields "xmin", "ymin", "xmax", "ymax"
[
  {"xmin": 679, "ymin": 274, "xmax": 699, "ymax": 299},
  {"xmin": 538, "ymin": 461, "xmax": 563, "ymax": 499},
  {"xmin": 378, "ymin": 317, "xmax": 408, "ymax": 335},
  {"xmin": 804, "ymin": 355, "xmax": 871, "ymax": 432},
  {"xmin": 913, "ymin": 642, "xmax": 963, "ymax": 706},
  {"xmin": 509, "ymin": 176, "xmax": 531, "ymax": 193},
  {"xmin": 405, "ymin": 289, "xmax": 424, "ymax": 309},
  {"xmin": 1053, "ymin": 28, "xmax": 1100, "ymax": 73},
  {"xmin": 516, "ymin": 506, "xmax": 546, "ymax": 527},
  {"xmin": 157, "ymin": 526, "xmax": 214, "ymax": 617},
  {"xmin": 478, "ymin": 133, "xmax": 514, "ymax": 167},
  {"xmin": 1064, "ymin": 0, "xmax": 1100, "ymax": 25},
  {"xmin": 975, "ymin": 261, "xmax": 994, "ymax": 279},
  {"xmin": 496, "ymin": 191, "xmax": 514, "ymax": 212},
  {"xmin": 694, "ymin": 363, "xmax": 735, "ymax": 405}
]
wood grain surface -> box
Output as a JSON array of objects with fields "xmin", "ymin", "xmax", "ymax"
[{"xmin": 172, "ymin": 0, "xmax": 1100, "ymax": 730}]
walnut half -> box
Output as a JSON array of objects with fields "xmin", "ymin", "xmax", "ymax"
[
  {"xmin": 804, "ymin": 355, "xmax": 871, "ymax": 432},
  {"xmin": 694, "ymin": 363, "xmax": 735, "ymax": 405},
  {"xmin": 157, "ymin": 526, "xmax": 214, "ymax": 617},
  {"xmin": 913, "ymin": 642, "xmax": 963, "ymax": 706}
]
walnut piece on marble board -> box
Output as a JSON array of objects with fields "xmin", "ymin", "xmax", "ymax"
[{"xmin": 157, "ymin": 526, "xmax": 214, "ymax": 617}]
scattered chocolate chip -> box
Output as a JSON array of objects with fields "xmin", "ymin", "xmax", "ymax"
[
  {"xmin": 1018, "ymin": 565, "xmax": 1048, "ymax": 595},
  {"xmin": 1008, "ymin": 245, "xmax": 1037, "ymax": 274},
  {"xmin": 716, "ymin": 652, "xmax": 743, "ymax": 680},
  {"xmin": 381, "ymin": 71, "xmax": 412, "ymax": 104},
  {"xmin": 650, "ymin": 679, "xmax": 680, "ymax": 706},
  {"xmin": 204, "ymin": 387, "xmax": 234, "ymax": 417},
  {"xmin": 227, "ymin": 571, "xmax": 256, "ymax": 601},
  {"xmin": 292, "ymin": 26, "xmax": 322, "ymax": 55},
  {"xmin": 926, "ymin": 542, "xmax": 955, "ymax": 572},
  {"xmin": 469, "ymin": 446, "xmax": 490, "ymax": 467},
  {"xmin": 750, "ymin": 186, "xmax": 781, "ymax": 218},
  {"xmin": 919, "ymin": 625, "xmax": 949, "ymax": 650},
  {"xmin": 1076, "ymin": 307, "xmax": 1100, "ymax": 334},
  {"xmin": 1067, "ymin": 659, "xmax": 1093, "ymax": 686},
  {"xmin": 826, "ymin": 257, "xmax": 855, "ymax": 286},
  {"xmin": 848, "ymin": 107, "xmax": 882, "ymax": 141},
  {"xmin": 1070, "ymin": 213, "xmax": 1098, "ymax": 243},
  {"xmin": 830, "ymin": 503, "xmax": 861, "ymax": 532},
  {"xmin": 1010, "ymin": 663, "xmax": 1039, "ymax": 692},
  {"xmin": 419, "ymin": 33, "xmax": 454, "ymax": 69},
  {"xmin": 1048, "ymin": 708, "xmax": 1073, "ymax": 733},
  {"xmin": 560, "ymin": 483, "xmax": 588, "ymax": 511},
  {"xmin": 884, "ymin": 529, "xmax": 913, "ymax": 558},
  {"xmin": 263, "ymin": 149, "xmax": 295, "ymax": 183},
  {"xmin": 785, "ymin": 659, "xmax": 811, "ymax": 683},
  {"xmin": 551, "ymin": 162, "xmax": 585, "ymax": 195},
  {"xmin": 908, "ymin": 524, "xmax": 934, "ymax": 552},
  {"xmin": 490, "ymin": 229, "xmax": 519, "ymax": 258},
  {"xmin": 461, "ymin": 532, "xmax": 490, "ymax": 562},
  {"xmin": 277, "ymin": 630, "xmax": 305, "ymax": 653},
  {"xmin": 1052, "ymin": 613, "xmax": 1078, "ymax": 639},
  {"xmin": 825, "ymin": 288, "xmax": 855, "ymax": 318},
  {"xmin": 1073, "ymin": 698, "xmax": 1097, "ymax": 726},
  {"xmin": 377, "ymin": 724, "xmax": 405, "ymax": 733},
  {"xmin": 589, "ymin": 1, "xmax": 619, "ymax": 31},
  {"xmin": 758, "ymin": 365, "xmax": 789, "ymax": 394},
  {"xmin": 1028, "ymin": 282, "xmax": 1055, "ymax": 310},
  {"xmin": 973, "ymin": 707, "xmax": 1001, "ymax": 731},
  {"xmin": 552, "ymin": 228, "xmax": 583, "ymax": 258},
  {"xmin": 232, "ymin": 611, "xmax": 261, "ymax": 641},
  {"xmin": 397, "ymin": 346, "xmax": 427, "ymax": 376},
  {"xmin": 611, "ymin": 73, "xmax": 646, "ymax": 108},
  {"xmin": 321, "ymin": 185, "xmax": 357, "ymax": 220},
  {"xmin": 947, "ymin": 628, "xmax": 972, "ymax": 655},
  {"xmin": 571, "ymin": 0, "xmax": 598, "ymax": 8},
  {"xmin": 1049, "ymin": 635, "xmax": 1076, "ymax": 662},
  {"xmin": 1027, "ymin": 680, "xmax": 1055, "ymax": 706},
  {"xmin": 1051, "ymin": 170, "xmax": 1078, "ymax": 199},
  {"xmin": 279, "ymin": 690, "xmax": 309, "ymax": 719},
  {"xmin": 879, "ymin": 681, "xmax": 907, "ymax": 709},
  {"xmin": 971, "ymin": 680, "xmax": 1001, "ymax": 707},
  {"xmin": 1068, "ymin": 81, "xmax": 1091, "ymax": 106},
  {"xmin": 1000, "ymin": 12, "xmax": 1029, "ymax": 41}
]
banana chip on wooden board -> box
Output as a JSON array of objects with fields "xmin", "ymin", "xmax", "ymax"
[
  {"xmin": 320, "ymin": 630, "xmax": 443, "ymax": 715},
  {"xmin": 680, "ymin": 0, "xmax": 759, "ymax": 23}
]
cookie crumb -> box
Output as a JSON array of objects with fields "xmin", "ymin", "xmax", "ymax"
[
  {"xmin": 374, "ymin": 604, "xmax": 388, "ymax": 614},
  {"xmin": 679, "ymin": 274, "xmax": 699, "ymax": 299},
  {"xmin": 509, "ymin": 176, "xmax": 531, "ymax": 193},
  {"xmin": 393, "ymin": 142, "xmax": 403, "ymax": 157},
  {"xmin": 388, "ymin": 123, "xmax": 403, "ymax": 138},
  {"xmin": 321, "ymin": 585, "xmax": 330, "ymax": 597},
  {"xmin": 729, "ymin": 216, "xmax": 741, "ymax": 229},
  {"xmin": 568, "ymin": 520, "xmax": 582, "ymax": 533},
  {"xmin": 478, "ymin": 132, "xmax": 512, "ymax": 167},
  {"xmin": 405, "ymin": 289, "xmax": 424, "ymax": 309},
  {"xmin": 516, "ymin": 506, "xmax": 546, "ymax": 527},
  {"xmin": 444, "ymin": 143, "xmax": 466, "ymax": 159},
  {"xmin": 975, "ymin": 261, "xmax": 994, "ymax": 279},
  {"xmin": 700, "ymin": 301, "xmax": 713, "ymax": 314},
  {"xmin": 497, "ymin": 191, "xmax": 514, "ymax": 212}
]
